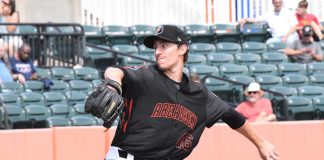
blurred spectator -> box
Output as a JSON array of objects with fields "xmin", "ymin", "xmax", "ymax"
[
  {"xmin": 9, "ymin": 43, "xmax": 38, "ymax": 81},
  {"xmin": 236, "ymin": 82, "xmax": 276, "ymax": 122},
  {"xmin": 295, "ymin": 0, "xmax": 323, "ymax": 41},
  {"xmin": 239, "ymin": 0, "xmax": 298, "ymax": 45},
  {"xmin": 0, "ymin": 0, "xmax": 19, "ymax": 33},
  {"xmin": 189, "ymin": 72, "xmax": 201, "ymax": 83},
  {"xmin": 283, "ymin": 25, "xmax": 323, "ymax": 64}
]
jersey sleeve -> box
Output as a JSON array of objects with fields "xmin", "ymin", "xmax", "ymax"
[{"xmin": 205, "ymin": 91, "xmax": 245, "ymax": 129}]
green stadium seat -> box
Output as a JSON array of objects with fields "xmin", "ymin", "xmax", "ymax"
[
  {"xmin": 68, "ymin": 80, "xmax": 94, "ymax": 94},
  {"xmin": 50, "ymin": 67, "xmax": 76, "ymax": 81},
  {"xmin": 269, "ymin": 86, "xmax": 298, "ymax": 100},
  {"xmin": 307, "ymin": 62, "xmax": 324, "ymax": 75},
  {"xmin": 189, "ymin": 64, "xmax": 219, "ymax": 79},
  {"xmin": 46, "ymin": 116, "xmax": 71, "ymax": 127},
  {"xmin": 190, "ymin": 43, "xmax": 216, "ymax": 55},
  {"xmin": 234, "ymin": 53, "xmax": 261, "ymax": 65},
  {"xmin": 267, "ymin": 42, "xmax": 286, "ymax": 52},
  {"xmin": 241, "ymin": 22, "xmax": 269, "ymax": 42},
  {"xmin": 297, "ymin": 86, "xmax": 324, "ymax": 98},
  {"xmin": 229, "ymin": 75, "xmax": 255, "ymax": 102},
  {"xmin": 35, "ymin": 67, "xmax": 52, "ymax": 79},
  {"xmin": 123, "ymin": 55, "xmax": 151, "ymax": 66},
  {"xmin": 102, "ymin": 25, "xmax": 132, "ymax": 46},
  {"xmin": 312, "ymin": 96, "xmax": 324, "ymax": 119},
  {"xmin": 73, "ymin": 67, "xmax": 101, "ymax": 81},
  {"xmin": 309, "ymin": 73, "xmax": 324, "ymax": 87},
  {"xmin": 20, "ymin": 92, "xmax": 45, "ymax": 106},
  {"xmin": 69, "ymin": 103, "xmax": 91, "ymax": 117},
  {"xmin": 184, "ymin": 24, "xmax": 214, "ymax": 43},
  {"xmin": 0, "ymin": 93, "xmax": 22, "ymax": 106},
  {"xmin": 282, "ymin": 74, "xmax": 309, "ymax": 88},
  {"xmin": 49, "ymin": 104, "xmax": 70, "ymax": 118},
  {"xmin": 91, "ymin": 79, "xmax": 102, "ymax": 88},
  {"xmin": 185, "ymin": 54, "xmax": 207, "ymax": 67},
  {"xmin": 287, "ymin": 96, "xmax": 314, "ymax": 120},
  {"xmin": 255, "ymin": 75, "xmax": 282, "ymax": 89},
  {"xmin": 204, "ymin": 77, "xmax": 238, "ymax": 104},
  {"xmin": 4, "ymin": 104, "xmax": 26, "ymax": 123},
  {"xmin": 0, "ymin": 82, "xmax": 24, "ymax": 93},
  {"xmin": 138, "ymin": 44, "xmax": 154, "ymax": 56},
  {"xmin": 70, "ymin": 116, "xmax": 97, "ymax": 126},
  {"xmin": 43, "ymin": 92, "xmax": 67, "ymax": 107},
  {"xmin": 129, "ymin": 24, "xmax": 155, "ymax": 45},
  {"xmin": 248, "ymin": 63, "xmax": 278, "ymax": 77},
  {"xmin": 112, "ymin": 44, "xmax": 139, "ymax": 55},
  {"xmin": 206, "ymin": 53, "xmax": 234, "ymax": 67},
  {"xmin": 50, "ymin": 80, "xmax": 70, "ymax": 93},
  {"xmin": 210, "ymin": 24, "xmax": 241, "ymax": 43},
  {"xmin": 24, "ymin": 104, "xmax": 51, "ymax": 121},
  {"xmin": 219, "ymin": 64, "xmax": 249, "ymax": 78},
  {"xmin": 241, "ymin": 42, "xmax": 267, "ymax": 55},
  {"xmin": 278, "ymin": 63, "xmax": 307, "ymax": 76},
  {"xmin": 83, "ymin": 25, "xmax": 105, "ymax": 45},
  {"xmin": 215, "ymin": 42, "xmax": 242, "ymax": 54},
  {"xmin": 65, "ymin": 91, "xmax": 88, "ymax": 106},
  {"xmin": 24, "ymin": 80, "xmax": 44, "ymax": 92},
  {"xmin": 261, "ymin": 52, "xmax": 288, "ymax": 65}
]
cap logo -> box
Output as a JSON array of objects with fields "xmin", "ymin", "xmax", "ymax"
[
  {"xmin": 177, "ymin": 37, "xmax": 182, "ymax": 42},
  {"xmin": 155, "ymin": 25, "xmax": 164, "ymax": 35}
]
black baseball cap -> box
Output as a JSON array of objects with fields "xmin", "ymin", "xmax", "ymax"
[
  {"xmin": 143, "ymin": 25, "xmax": 188, "ymax": 49},
  {"xmin": 302, "ymin": 25, "xmax": 313, "ymax": 36}
]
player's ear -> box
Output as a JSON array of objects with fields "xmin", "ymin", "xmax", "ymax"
[{"xmin": 178, "ymin": 44, "xmax": 188, "ymax": 56}]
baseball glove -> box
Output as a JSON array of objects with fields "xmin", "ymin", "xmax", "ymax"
[{"xmin": 85, "ymin": 79, "xmax": 123, "ymax": 128}]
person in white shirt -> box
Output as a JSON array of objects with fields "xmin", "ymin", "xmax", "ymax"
[{"xmin": 239, "ymin": 0, "xmax": 298, "ymax": 45}]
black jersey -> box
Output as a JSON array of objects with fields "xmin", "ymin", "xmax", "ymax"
[{"xmin": 111, "ymin": 65, "xmax": 245, "ymax": 160}]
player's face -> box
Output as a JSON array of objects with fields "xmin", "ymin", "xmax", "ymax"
[
  {"xmin": 153, "ymin": 39, "xmax": 182, "ymax": 70},
  {"xmin": 272, "ymin": 0, "xmax": 282, "ymax": 12}
]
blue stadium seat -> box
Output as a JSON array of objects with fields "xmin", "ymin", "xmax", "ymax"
[
  {"xmin": 184, "ymin": 24, "xmax": 214, "ymax": 43},
  {"xmin": 4, "ymin": 104, "xmax": 26, "ymax": 123},
  {"xmin": 91, "ymin": 79, "xmax": 102, "ymax": 88},
  {"xmin": 123, "ymin": 55, "xmax": 151, "ymax": 66},
  {"xmin": 307, "ymin": 62, "xmax": 324, "ymax": 75},
  {"xmin": 206, "ymin": 53, "xmax": 234, "ymax": 67},
  {"xmin": 185, "ymin": 54, "xmax": 207, "ymax": 67},
  {"xmin": 234, "ymin": 53, "xmax": 261, "ymax": 65},
  {"xmin": 65, "ymin": 91, "xmax": 88, "ymax": 106},
  {"xmin": 43, "ymin": 92, "xmax": 68, "ymax": 107},
  {"xmin": 269, "ymin": 86, "xmax": 298, "ymax": 100},
  {"xmin": 24, "ymin": 104, "xmax": 51, "ymax": 121},
  {"xmin": 215, "ymin": 42, "xmax": 241, "ymax": 54},
  {"xmin": 248, "ymin": 63, "xmax": 278, "ymax": 77},
  {"xmin": 112, "ymin": 44, "xmax": 139, "ymax": 55},
  {"xmin": 46, "ymin": 116, "xmax": 71, "ymax": 127},
  {"xmin": 267, "ymin": 42, "xmax": 286, "ymax": 52},
  {"xmin": 68, "ymin": 80, "xmax": 94, "ymax": 94},
  {"xmin": 219, "ymin": 64, "xmax": 249, "ymax": 78},
  {"xmin": 102, "ymin": 25, "xmax": 132, "ymax": 46},
  {"xmin": 35, "ymin": 67, "xmax": 52, "ymax": 79},
  {"xmin": 287, "ymin": 96, "xmax": 314, "ymax": 120},
  {"xmin": 138, "ymin": 44, "xmax": 155, "ymax": 56},
  {"xmin": 210, "ymin": 24, "xmax": 241, "ymax": 43},
  {"xmin": 297, "ymin": 86, "xmax": 324, "ymax": 98},
  {"xmin": 241, "ymin": 42, "xmax": 267, "ymax": 55},
  {"xmin": 20, "ymin": 92, "xmax": 45, "ymax": 107},
  {"xmin": 129, "ymin": 24, "xmax": 155, "ymax": 45},
  {"xmin": 241, "ymin": 22, "xmax": 269, "ymax": 42},
  {"xmin": 255, "ymin": 75, "xmax": 282, "ymax": 89},
  {"xmin": 0, "ymin": 82, "xmax": 24, "ymax": 93},
  {"xmin": 278, "ymin": 63, "xmax": 307, "ymax": 76},
  {"xmin": 69, "ymin": 103, "xmax": 91, "ymax": 117},
  {"xmin": 50, "ymin": 67, "xmax": 76, "ymax": 81},
  {"xmin": 73, "ymin": 67, "xmax": 101, "ymax": 81},
  {"xmin": 23, "ymin": 80, "xmax": 44, "ymax": 93},
  {"xmin": 49, "ymin": 104, "xmax": 70, "ymax": 118},
  {"xmin": 312, "ymin": 96, "xmax": 324, "ymax": 119},
  {"xmin": 50, "ymin": 80, "xmax": 70, "ymax": 93},
  {"xmin": 190, "ymin": 43, "xmax": 216, "ymax": 55},
  {"xmin": 0, "ymin": 93, "xmax": 22, "ymax": 106},
  {"xmin": 282, "ymin": 74, "xmax": 309, "ymax": 88},
  {"xmin": 189, "ymin": 64, "xmax": 219, "ymax": 79},
  {"xmin": 261, "ymin": 52, "xmax": 288, "ymax": 65},
  {"xmin": 309, "ymin": 73, "xmax": 324, "ymax": 87}
]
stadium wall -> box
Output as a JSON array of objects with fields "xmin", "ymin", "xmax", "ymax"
[{"xmin": 0, "ymin": 121, "xmax": 324, "ymax": 160}]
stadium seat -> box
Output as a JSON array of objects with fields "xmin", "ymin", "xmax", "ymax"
[
  {"xmin": 248, "ymin": 63, "xmax": 278, "ymax": 77},
  {"xmin": 234, "ymin": 53, "xmax": 261, "ymax": 65},
  {"xmin": 215, "ymin": 42, "xmax": 242, "ymax": 54},
  {"xmin": 185, "ymin": 54, "xmax": 207, "ymax": 67},
  {"xmin": 219, "ymin": 64, "xmax": 249, "ymax": 78},
  {"xmin": 20, "ymin": 92, "xmax": 45, "ymax": 107},
  {"xmin": 23, "ymin": 80, "xmax": 44, "ymax": 92},
  {"xmin": 307, "ymin": 62, "xmax": 324, "ymax": 75},
  {"xmin": 0, "ymin": 82, "xmax": 24, "ymax": 93},
  {"xmin": 4, "ymin": 104, "xmax": 26, "ymax": 123},
  {"xmin": 102, "ymin": 25, "xmax": 132, "ymax": 46},
  {"xmin": 24, "ymin": 104, "xmax": 51, "ymax": 121},
  {"xmin": 278, "ymin": 63, "xmax": 307, "ymax": 76},
  {"xmin": 269, "ymin": 86, "xmax": 298, "ymax": 100},
  {"xmin": 309, "ymin": 73, "xmax": 324, "ymax": 87},
  {"xmin": 35, "ymin": 67, "xmax": 52, "ymax": 79},
  {"xmin": 210, "ymin": 24, "xmax": 241, "ymax": 43},
  {"xmin": 267, "ymin": 42, "xmax": 286, "ymax": 52},
  {"xmin": 91, "ymin": 79, "xmax": 102, "ymax": 88},
  {"xmin": 138, "ymin": 44, "xmax": 155, "ymax": 56},
  {"xmin": 282, "ymin": 74, "xmax": 309, "ymax": 88},
  {"xmin": 69, "ymin": 103, "xmax": 91, "ymax": 117},
  {"xmin": 287, "ymin": 96, "xmax": 314, "ymax": 120},
  {"xmin": 50, "ymin": 67, "xmax": 76, "ymax": 81},
  {"xmin": 255, "ymin": 75, "xmax": 283, "ymax": 89},
  {"xmin": 46, "ymin": 116, "xmax": 71, "ymax": 127},
  {"xmin": 43, "ymin": 92, "xmax": 67, "ymax": 107},
  {"xmin": 129, "ymin": 24, "xmax": 155, "ymax": 45},
  {"xmin": 241, "ymin": 42, "xmax": 267, "ymax": 55},
  {"xmin": 73, "ymin": 67, "xmax": 101, "ymax": 81},
  {"xmin": 189, "ymin": 64, "xmax": 219, "ymax": 79},
  {"xmin": 261, "ymin": 52, "xmax": 288, "ymax": 65},
  {"xmin": 229, "ymin": 75, "xmax": 255, "ymax": 102},
  {"xmin": 0, "ymin": 93, "xmax": 22, "ymax": 106},
  {"xmin": 49, "ymin": 104, "xmax": 70, "ymax": 118},
  {"xmin": 206, "ymin": 53, "xmax": 234, "ymax": 67},
  {"xmin": 112, "ymin": 44, "xmax": 139, "ymax": 55},
  {"xmin": 183, "ymin": 67, "xmax": 189, "ymax": 76},
  {"xmin": 70, "ymin": 116, "xmax": 97, "ymax": 126},
  {"xmin": 241, "ymin": 22, "xmax": 269, "ymax": 42},
  {"xmin": 297, "ymin": 85, "xmax": 324, "ymax": 98},
  {"xmin": 68, "ymin": 80, "xmax": 94, "ymax": 94},
  {"xmin": 83, "ymin": 25, "xmax": 105, "ymax": 45},
  {"xmin": 190, "ymin": 43, "xmax": 216, "ymax": 55},
  {"xmin": 123, "ymin": 55, "xmax": 151, "ymax": 66},
  {"xmin": 312, "ymin": 96, "xmax": 324, "ymax": 119},
  {"xmin": 184, "ymin": 24, "xmax": 214, "ymax": 43},
  {"xmin": 50, "ymin": 80, "xmax": 70, "ymax": 93},
  {"xmin": 65, "ymin": 91, "xmax": 88, "ymax": 106}
]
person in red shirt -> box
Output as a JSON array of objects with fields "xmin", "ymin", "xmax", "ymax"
[
  {"xmin": 295, "ymin": 0, "xmax": 323, "ymax": 41},
  {"xmin": 236, "ymin": 82, "xmax": 277, "ymax": 122}
]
